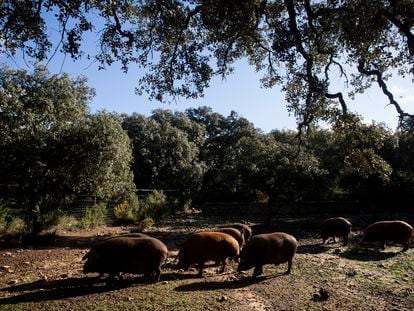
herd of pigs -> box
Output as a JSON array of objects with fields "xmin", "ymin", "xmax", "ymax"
[{"xmin": 82, "ymin": 218, "xmax": 414, "ymax": 283}]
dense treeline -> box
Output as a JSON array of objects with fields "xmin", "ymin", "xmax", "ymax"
[
  {"xmin": 1, "ymin": 66, "xmax": 413, "ymax": 234},
  {"xmin": 122, "ymin": 107, "xmax": 414, "ymax": 210}
]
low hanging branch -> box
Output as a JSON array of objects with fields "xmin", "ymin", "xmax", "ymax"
[
  {"xmin": 286, "ymin": 0, "xmax": 349, "ymax": 130},
  {"xmin": 325, "ymin": 92, "xmax": 348, "ymax": 115},
  {"xmin": 357, "ymin": 58, "xmax": 414, "ymax": 126}
]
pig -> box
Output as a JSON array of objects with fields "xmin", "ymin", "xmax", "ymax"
[
  {"xmin": 207, "ymin": 227, "xmax": 245, "ymax": 249},
  {"xmin": 177, "ymin": 231, "xmax": 240, "ymax": 277},
  {"xmin": 363, "ymin": 220, "xmax": 413, "ymax": 251},
  {"xmin": 237, "ymin": 232, "xmax": 297, "ymax": 278},
  {"xmin": 320, "ymin": 217, "xmax": 352, "ymax": 245},
  {"xmin": 221, "ymin": 223, "xmax": 252, "ymax": 242},
  {"xmin": 83, "ymin": 236, "xmax": 168, "ymax": 282},
  {"xmin": 104, "ymin": 232, "xmax": 150, "ymax": 240}
]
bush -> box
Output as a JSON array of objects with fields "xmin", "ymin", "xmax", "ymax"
[
  {"xmin": 35, "ymin": 195, "xmax": 64, "ymax": 232},
  {"xmin": 0, "ymin": 201, "xmax": 26, "ymax": 235},
  {"xmin": 140, "ymin": 190, "xmax": 167, "ymax": 221},
  {"xmin": 0, "ymin": 202, "xmax": 12, "ymax": 233},
  {"xmin": 55, "ymin": 214, "xmax": 79, "ymax": 231},
  {"xmin": 113, "ymin": 193, "xmax": 140, "ymax": 225},
  {"xmin": 6, "ymin": 217, "xmax": 26, "ymax": 234},
  {"xmin": 255, "ymin": 191, "xmax": 269, "ymax": 203},
  {"xmin": 80, "ymin": 202, "xmax": 107, "ymax": 228},
  {"xmin": 168, "ymin": 196, "xmax": 193, "ymax": 214},
  {"xmin": 132, "ymin": 217, "xmax": 155, "ymax": 232}
]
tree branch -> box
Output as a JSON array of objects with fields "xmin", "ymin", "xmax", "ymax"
[
  {"xmin": 45, "ymin": 17, "xmax": 69, "ymax": 68},
  {"xmin": 325, "ymin": 53, "xmax": 349, "ymax": 85},
  {"xmin": 110, "ymin": 3, "xmax": 134, "ymax": 48},
  {"xmin": 357, "ymin": 58, "xmax": 414, "ymax": 126},
  {"xmin": 285, "ymin": 0, "xmax": 317, "ymax": 133},
  {"xmin": 380, "ymin": 9, "xmax": 414, "ymax": 57},
  {"xmin": 325, "ymin": 92, "xmax": 348, "ymax": 115}
]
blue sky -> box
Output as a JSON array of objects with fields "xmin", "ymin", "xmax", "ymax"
[{"xmin": 2, "ymin": 35, "xmax": 413, "ymax": 133}]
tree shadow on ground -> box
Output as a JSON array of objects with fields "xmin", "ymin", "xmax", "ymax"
[
  {"xmin": 0, "ymin": 229, "xmax": 192, "ymax": 252},
  {"xmin": 297, "ymin": 242, "xmax": 332, "ymax": 254},
  {"xmin": 0, "ymin": 275, "xmax": 161, "ymax": 304},
  {"xmin": 338, "ymin": 246, "xmax": 400, "ymax": 261},
  {"xmin": 174, "ymin": 273, "xmax": 285, "ymax": 292},
  {"xmin": 0, "ymin": 234, "xmax": 109, "ymax": 250},
  {"xmin": 161, "ymin": 271, "xmax": 208, "ymax": 281}
]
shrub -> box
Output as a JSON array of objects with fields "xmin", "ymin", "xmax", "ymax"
[
  {"xmin": 0, "ymin": 201, "xmax": 26, "ymax": 235},
  {"xmin": 55, "ymin": 214, "xmax": 79, "ymax": 231},
  {"xmin": 141, "ymin": 190, "xmax": 167, "ymax": 220},
  {"xmin": 35, "ymin": 195, "xmax": 64, "ymax": 232},
  {"xmin": 255, "ymin": 191, "xmax": 269, "ymax": 203},
  {"xmin": 6, "ymin": 217, "xmax": 26, "ymax": 234},
  {"xmin": 168, "ymin": 196, "xmax": 193, "ymax": 214},
  {"xmin": 80, "ymin": 202, "xmax": 106, "ymax": 228},
  {"xmin": 113, "ymin": 193, "xmax": 140, "ymax": 225},
  {"xmin": 133, "ymin": 217, "xmax": 155, "ymax": 232},
  {"xmin": 0, "ymin": 202, "xmax": 13, "ymax": 234}
]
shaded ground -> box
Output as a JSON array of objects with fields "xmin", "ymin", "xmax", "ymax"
[{"xmin": 0, "ymin": 212, "xmax": 413, "ymax": 310}]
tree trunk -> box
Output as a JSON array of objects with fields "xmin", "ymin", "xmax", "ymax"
[
  {"xmin": 31, "ymin": 210, "xmax": 42, "ymax": 236},
  {"xmin": 28, "ymin": 192, "xmax": 42, "ymax": 236}
]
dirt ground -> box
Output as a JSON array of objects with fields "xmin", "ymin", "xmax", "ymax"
[{"xmin": 0, "ymin": 212, "xmax": 413, "ymax": 311}]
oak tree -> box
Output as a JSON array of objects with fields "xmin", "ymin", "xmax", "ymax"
[{"xmin": 1, "ymin": 1, "xmax": 412, "ymax": 130}]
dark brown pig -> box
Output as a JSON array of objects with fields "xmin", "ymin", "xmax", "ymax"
[
  {"xmin": 177, "ymin": 232, "xmax": 239, "ymax": 277},
  {"xmin": 83, "ymin": 236, "xmax": 168, "ymax": 282},
  {"xmin": 321, "ymin": 217, "xmax": 352, "ymax": 245},
  {"xmin": 363, "ymin": 220, "xmax": 413, "ymax": 251},
  {"xmin": 104, "ymin": 232, "xmax": 149, "ymax": 240},
  {"xmin": 237, "ymin": 232, "xmax": 297, "ymax": 278},
  {"xmin": 221, "ymin": 223, "xmax": 252, "ymax": 242},
  {"xmin": 207, "ymin": 227, "xmax": 245, "ymax": 249}
]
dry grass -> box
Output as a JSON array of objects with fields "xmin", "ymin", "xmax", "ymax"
[{"xmin": 0, "ymin": 213, "xmax": 413, "ymax": 310}]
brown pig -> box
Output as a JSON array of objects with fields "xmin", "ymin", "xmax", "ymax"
[
  {"xmin": 221, "ymin": 223, "xmax": 252, "ymax": 242},
  {"xmin": 177, "ymin": 232, "xmax": 239, "ymax": 277},
  {"xmin": 321, "ymin": 217, "xmax": 352, "ymax": 245},
  {"xmin": 363, "ymin": 220, "xmax": 413, "ymax": 251},
  {"xmin": 104, "ymin": 232, "xmax": 150, "ymax": 240},
  {"xmin": 83, "ymin": 236, "xmax": 168, "ymax": 282},
  {"xmin": 237, "ymin": 232, "xmax": 297, "ymax": 278},
  {"xmin": 207, "ymin": 227, "xmax": 245, "ymax": 249}
]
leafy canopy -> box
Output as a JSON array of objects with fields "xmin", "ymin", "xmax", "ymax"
[
  {"xmin": 1, "ymin": 0, "xmax": 413, "ymax": 130},
  {"xmin": 0, "ymin": 65, "xmax": 135, "ymax": 217}
]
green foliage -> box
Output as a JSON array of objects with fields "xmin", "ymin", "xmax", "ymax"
[
  {"xmin": 0, "ymin": 201, "xmax": 26, "ymax": 235},
  {"xmin": 231, "ymin": 133, "xmax": 326, "ymax": 202},
  {"xmin": 255, "ymin": 191, "xmax": 269, "ymax": 203},
  {"xmin": 4, "ymin": 218, "xmax": 26, "ymax": 235},
  {"xmin": 332, "ymin": 116, "xmax": 393, "ymax": 182},
  {"xmin": 185, "ymin": 108, "xmax": 259, "ymax": 201},
  {"xmin": 0, "ymin": 201, "xmax": 12, "ymax": 234},
  {"xmin": 34, "ymin": 195, "xmax": 65, "ymax": 232},
  {"xmin": 80, "ymin": 203, "xmax": 107, "ymax": 229},
  {"xmin": 113, "ymin": 193, "xmax": 140, "ymax": 225},
  {"xmin": 0, "ymin": 65, "xmax": 135, "ymax": 234},
  {"xmin": 122, "ymin": 112, "xmax": 205, "ymax": 196},
  {"xmin": 54, "ymin": 215, "xmax": 79, "ymax": 231},
  {"xmin": 133, "ymin": 217, "xmax": 155, "ymax": 232},
  {"xmin": 2, "ymin": 1, "xmax": 412, "ymax": 127},
  {"xmin": 140, "ymin": 190, "xmax": 168, "ymax": 221}
]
